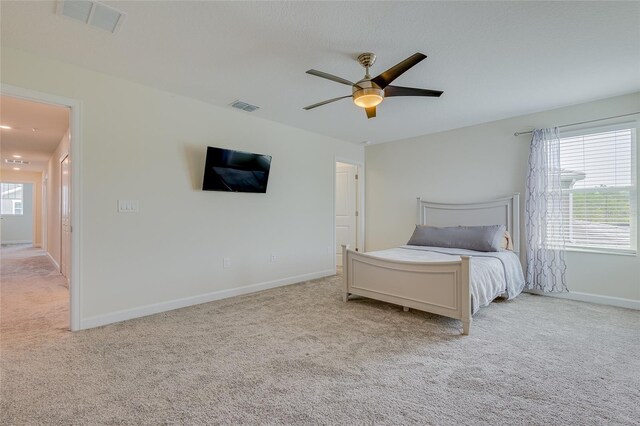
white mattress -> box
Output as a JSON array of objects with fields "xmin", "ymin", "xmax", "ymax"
[{"xmin": 363, "ymin": 247, "xmax": 507, "ymax": 313}]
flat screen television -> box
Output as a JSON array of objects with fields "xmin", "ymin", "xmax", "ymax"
[{"xmin": 202, "ymin": 146, "xmax": 272, "ymax": 193}]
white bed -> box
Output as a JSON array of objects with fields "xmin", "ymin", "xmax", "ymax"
[{"xmin": 342, "ymin": 194, "xmax": 524, "ymax": 335}]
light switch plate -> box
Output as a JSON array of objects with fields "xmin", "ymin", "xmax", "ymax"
[{"xmin": 118, "ymin": 200, "xmax": 139, "ymax": 213}]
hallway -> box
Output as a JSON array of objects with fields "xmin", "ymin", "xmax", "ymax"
[{"xmin": 0, "ymin": 245, "xmax": 68, "ymax": 345}]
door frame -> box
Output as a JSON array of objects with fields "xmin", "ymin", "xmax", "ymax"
[
  {"xmin": 333, "ymin": 157, "xmax": 365, "ymax": 272},
  {"xmin": 1, "ymin": 83, "xmax": 83, "ymax": 332},
  {"xmin": 42, "ymin": 173, "xmax": 48, "ymax": 252}
]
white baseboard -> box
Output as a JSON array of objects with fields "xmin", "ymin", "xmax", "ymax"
[
  {"xmin": 527, "ymin": 290, "xmax": 640, "ymax": 310},
  {"xmin": 80, "ymin": 269, "xmax": 336, "ymax": 330},
  {"xmin": 0, "ymin": 240, "xmax": 33, "ymax": 245},
  {"xmin": 46, "ymin": 252, "xmax": 60, "ymax": 270}
]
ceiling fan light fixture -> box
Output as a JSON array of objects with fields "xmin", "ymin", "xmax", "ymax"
[{"xmin": 353, "ymin": 87, "xmax": 384, "ymax": 108}]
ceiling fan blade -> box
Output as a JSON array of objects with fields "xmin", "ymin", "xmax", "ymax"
[
  {"xmin": 306, "ymin": 69, "xmax": 355, "ymax": 87},
  {"xmin": 365, "ymin": 106, "xmax": 376, "ymax": 119},
  {"xmin": 371, "ymin": 53, "xmax": 427, "ymax": 89},
  {"xmin": 384, "ymin": 85, "xmax": 443, "ymax": 98},
  {"xmin": 303, "ymin": 95, "xmax": 352, "ymax": 110}
]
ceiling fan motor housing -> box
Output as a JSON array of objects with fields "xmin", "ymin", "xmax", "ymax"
[{"xmin": 352, "ymin": 79, "xmax": 384, "ymax": 108}]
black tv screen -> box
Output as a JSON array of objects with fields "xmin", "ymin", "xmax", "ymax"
[{"xmin": 202, "ymin": 146, "xmax": 272, "ymax": 193}]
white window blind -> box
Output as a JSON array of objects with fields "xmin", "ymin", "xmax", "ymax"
[{"xmin": 554, "ymin": 126, "xmax": 637, "ymax": 253}]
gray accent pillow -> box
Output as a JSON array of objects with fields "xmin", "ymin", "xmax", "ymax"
[{"xmin": 407, "ymin": 225, "xmax": 507, "ymax": 252}]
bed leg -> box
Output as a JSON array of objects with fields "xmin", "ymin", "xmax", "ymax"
[
  {"xmin": 342, "ymin": 244, "xmax": 350, "ymax": 303},
  {"xmin": 403, "ymin": 306, "xmax": 409, "ymax": 312},
  {"xmin": 461, "ymin": 256, "xmax": 472, "ymax": 336},
  {"xmin": 462, "ymin": 319, "xmax": 471, "ymax": 335}
]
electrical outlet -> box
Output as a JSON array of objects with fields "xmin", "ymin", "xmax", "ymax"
[
  {"xmin": 223, "ymin": 257, "xmax": 231, "ymax": 269},
  {"xmin": 270, "ymin": 253, "xmax": 278, "ymax": 262}
]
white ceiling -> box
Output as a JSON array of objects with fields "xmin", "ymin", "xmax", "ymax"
[
  {"xmin": 1, "ymin": 1, "xmax": 639, "ymax": 144},
  {"xmin": 0, "ymin": 95, "xmax": 70, "ymax": 172}
]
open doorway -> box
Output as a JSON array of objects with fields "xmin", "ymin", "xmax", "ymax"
[
  {"xmin": 335, "ymin": 160, "xmax": 365, "ymax": 267},
  {"xmin": 0, "ymin": 92, "xmax": 73, "ymax": 334}
]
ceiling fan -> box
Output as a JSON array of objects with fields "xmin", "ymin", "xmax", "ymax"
[{"xmin": 303, "ymin": 52, "xmax": 443, "ymax": 119}]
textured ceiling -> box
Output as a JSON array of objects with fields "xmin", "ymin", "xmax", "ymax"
[
  {"xmin": 0, "ymin": 96, "xmax": 69, "ymax": 172},
  {"xmin": 1, "ymin": 1, "xmax": 639, "ymax": 144}
]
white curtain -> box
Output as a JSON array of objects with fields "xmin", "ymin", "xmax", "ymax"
[{"xmin": 525, "ymin": 127, "xmax": 568, "ymax": 292}]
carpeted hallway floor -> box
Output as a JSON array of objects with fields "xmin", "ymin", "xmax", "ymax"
[
  {"xmin": 1, "ymin": 246, "xmax": 639, "ymax": 425},
  {"xmin": 0, "ymin": 245, "xmax": 69, "ymax": 343}
]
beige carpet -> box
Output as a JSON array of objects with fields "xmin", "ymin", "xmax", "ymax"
[
  {"xmin": 1, "ymin": 246, "xmax": 639, "ymax": 425},
  {"xmin": 0, "ymin": 245, "xmax": 69, "ymax": 344}
]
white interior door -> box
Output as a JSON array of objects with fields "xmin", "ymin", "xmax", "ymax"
[
  {"xmin": 335, "ymin": 162, "xmax": 357, "ymax": 266},
  {"xmin": 60, "ymin": 154, "xmax": 71, "ymax": 281}
]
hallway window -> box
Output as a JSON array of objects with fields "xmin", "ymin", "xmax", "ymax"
[{"xmin": 0, "ymin": 183, "xmax": 24, "ymax": 215}]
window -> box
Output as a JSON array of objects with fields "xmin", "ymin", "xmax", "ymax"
[
  {"xmin": 557, "ymin": 125, "xmax": 637, "ymax": 254},
  {"xmin": 0, "ymin": 183, "xmax": 24, "ymax": 215},
  {"xmin": 13, "ymin": 201, "xmax": 23, "ymax": 215}
]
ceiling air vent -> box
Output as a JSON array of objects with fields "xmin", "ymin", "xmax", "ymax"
[
  {"xmin": 57, "ymin": 1, "xmax": 126, "ymax": 34},
  {"xmin": 4, "ymin": 159, "xmax": 30, "ymax": 165},
  {"xmin": 230, "ymin": 100, "xmax": 260, "ymax": 113}
]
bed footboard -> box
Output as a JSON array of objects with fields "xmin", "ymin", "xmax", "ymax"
[{"xmin": 342, "ymin": 245, "xmax": 472, "ymax": 335}]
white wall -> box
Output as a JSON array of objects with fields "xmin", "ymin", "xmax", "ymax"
[
  {"xmin": 1, "ymin": 47, "xmax": 363, "ymax": 326},
  {"xmin": 45, "ymin": 130, "xmax": 70, "ymax": 266},
  {"xmin": 0, "ymin": 170, "xmax": 42, "ymax": 246},
  {"xmin": 366, "ymin": 92, "xmax": 640, "ymax": 302}
]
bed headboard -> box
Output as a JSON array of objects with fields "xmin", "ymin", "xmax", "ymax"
[{"xmin": 416, "ymin": 194, "xmax": 520, "ymax": 254}]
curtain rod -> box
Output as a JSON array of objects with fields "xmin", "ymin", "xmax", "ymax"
[{"xmin": 513, "ymin": 111, "xmax": 640, "ymax": 136}]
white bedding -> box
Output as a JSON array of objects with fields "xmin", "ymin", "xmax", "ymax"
[{"xmin": 363, "ymin": 246, "xmax": 512, "ymax": 314}]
